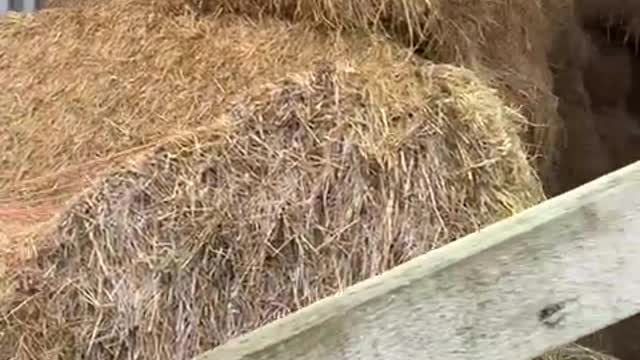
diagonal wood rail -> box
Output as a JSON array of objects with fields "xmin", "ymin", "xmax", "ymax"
[{"xmin": 196, "ymin": 161, "xmax": 640, "ymax": 360}]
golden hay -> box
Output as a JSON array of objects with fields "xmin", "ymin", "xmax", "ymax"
[
  {"xmin": 200, "ymin": 0, "xmax": 563, "ymax": 144},
  {"xmin": 0, "ymin": 0, "xmax": 563, "ymax": 226},
  {"xmin": 0, "ymin": 0, "xmax": 560, "ymax": 246},
  {"xmin": 0, "ymin": 14, "xmax": 548, "ymax": 359},
  {"xmin": 44, "ymin": 0, "xmax": 565, "ymax": 169}
]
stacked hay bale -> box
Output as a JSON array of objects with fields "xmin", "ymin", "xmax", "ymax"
[
  {"xmin": 46, "ymin": 0, "xmax": 563, "ymax": 172},
  {"xmin": 0, "ymin": 0, "xmax": 613, "ymax": 359},
  {"xmin": 198, "ymin": 0, "xmax": 563, "ymax": 166}
]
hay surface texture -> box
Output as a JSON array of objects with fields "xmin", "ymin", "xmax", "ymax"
[
  {"xmin": 0, "ymin": 0, "xmax": 561, "ymax": 249},
  {"xmin": 195, "ymin": 0, "xmax": 562, "ymax": 154},
  {"xmin": 0, "ymin": 18, "xmax": 544, "ymax": 359},
  {"xmin": 41, "ymin": 0, "xmax": 561, "ymax": 169},
  {"xmin": 1, "ymin": 2, "xmax": 605, "ymax": 360},
  {"xmin": 0, "ymin": 0, "xmax": 555, "ymax": 269}
]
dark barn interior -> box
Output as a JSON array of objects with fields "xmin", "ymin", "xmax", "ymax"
[
  {"xmin": 548, "ymin": 0, "xmax": 640, "ymax": 196},
  {"xmin": 548, "ymin": 1, "xmax": 640, "ymax": 358}
]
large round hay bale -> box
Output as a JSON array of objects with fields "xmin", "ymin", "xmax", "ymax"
[
  {"xmin": 42, "ymin": 0, "xmax": 566, "ymax": 171},
  {"xmin": 231, "ymin": 0, "xmax": 568, "ymax": 176},
  {"xmin": 0, "ymin": 0, "xmax": 554, "ymax": 250},
  {"xmin": 0, "ymin": 11, "xmax": 547, "ymax": 358}
]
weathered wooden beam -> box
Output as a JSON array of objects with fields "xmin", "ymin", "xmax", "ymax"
[{"xmin": 196, "ymin": 161, "xmax": 640, "ymax": 360}]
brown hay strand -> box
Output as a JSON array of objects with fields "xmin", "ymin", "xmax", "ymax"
[{"xmin": 0, "ymin": 32, "xmax": 544, "ymax": 358}]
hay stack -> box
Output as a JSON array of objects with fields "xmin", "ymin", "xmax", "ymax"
[
  {"xmin": 0, "ymin": 0, "xmax": 564, "ymax": 227},
  {"xmin": 0, "ymin": 8, "xmax": 547, "ymax": 358},
  {"xmin": 0, "ymin": 0, "xmax": 557, "ymax": 252},
  {"xmin": 44, "ymin": 0, "xmax": 564, "ymax": 169},
  {"xmin": 0, "ymin": 1, "xmax": 613, "ymax": 360},
  {"xmin": 204, "ymin": 0, "xmax": 563, "ymax": 153}
]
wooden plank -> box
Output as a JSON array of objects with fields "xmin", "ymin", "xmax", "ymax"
[{"xmin": 195, "ymin": 161, "xmax": 640, "ymax": 360}]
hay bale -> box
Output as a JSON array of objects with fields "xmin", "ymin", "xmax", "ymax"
[
  {"xmin": 0, "ymin": 0, "xmax": 559, "ymax": 231},
  {"xmin": 1, "ymin": 0, "xmax": 566, "ymax": 227},
  {"xmin": 43, "ymin": 0, "xmax": 565, "ymax": 170},
  {"xmin": 218, "ymin": 0, "xmax": 572, "ymax": 175},
  {"xmin": 0, "ymin": 16, "xmax": 545, "ymax": 357},
  {"xmin": 0, "ymin": 3, "xmax": 391, "ymax": 206},
  {"xmin": 206, "ymin": 0, "xmax": 571, "ymax": 179}
]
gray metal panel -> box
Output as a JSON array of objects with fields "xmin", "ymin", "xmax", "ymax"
[
  {"xmin": 0, "ymin": 0, "xmax": 10, "ymax": 14},
  {"xmin": 12, "ymin": 0, "xmax": 23, "ymax": 12},
  {"xmin": 0, "ymin": 0, "xmax": 43, "ymax": 14},
  {"xmin": 22, "ymin": 0, "xmax": 40, "ymax": 11}
]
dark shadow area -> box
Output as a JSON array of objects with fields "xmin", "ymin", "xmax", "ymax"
[
  {"xmin": 578, "ymin": 313, "xmax": 640, "ymax": 360},
  {"xmin": 548, "ymin": 1, "xmax": 640, "ymax": 359},
  {"xmin": 547, "ymin": 1, "xmax": 640, "ymax": 197}
]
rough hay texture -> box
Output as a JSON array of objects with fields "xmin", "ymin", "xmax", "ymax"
[
  {"xmin": 0, "ymin": 4, "xmax": 335, "ymax": 199},
  {"xmin": 0, "ymin": 0, "xmax": 563, "ymax": 248},
  {"xmin": 1, "ymin": 4, "xmax": 331, "ymax": 267},
  {"xmin": 0, "ymin": 38, "xmax": 545, "ymax": 359},
  {"xmin": 0, "ymin": 0, "xmax": 561, "ymax": 252},
  {"xmin": 537, "ymin": 345, "xmax": 617, "ymax": 360},
  {"xmin": 44, "ymin": 0, "xmax": 564, "ymax": 172}
]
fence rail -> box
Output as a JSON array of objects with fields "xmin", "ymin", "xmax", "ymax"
[
  {"xmin": 196, "ymin": 161, "xmax": 640, "ymax": 360},
  {"xmin": 0, "ymin": 0, "xmax": 42, "ymax": 15}
]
